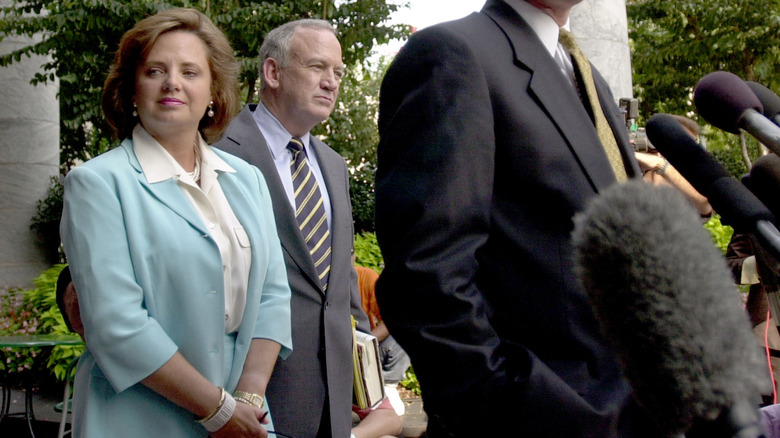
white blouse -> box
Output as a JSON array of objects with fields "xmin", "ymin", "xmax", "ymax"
[{"xmin": 132, "ymin": 124, "xmax": 251, "ymax": 333}]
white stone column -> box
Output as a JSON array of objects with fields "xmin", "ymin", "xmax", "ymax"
[
  {"xmin": 0, "ymin": 1, "xmax": 60, "ymax": 288},
  {"xmin": 571, "ymin": 0, "xmax": 633, "ymax": 103}
]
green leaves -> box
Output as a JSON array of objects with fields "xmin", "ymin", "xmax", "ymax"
[
  {"xmin": 1, "ymin": 0, "xmax": 410, "ymax": 235},
  {"xmin": 629, "ymin": 0, "xmax": 780, "ymax": 176},
  {"xmin": 354, "ymin": 231, "xmax": 383, "ymax": 272},
  {"xmin": 629, "ymin": 0, "xmax": 780, "ymax": 119},
  {"xmin": 0, "ymin": 264, "xmax": 83, "ymax": 383},
  {"xmin": 0, "ymin": 0, "xmax": 410, "ymax": 172}
]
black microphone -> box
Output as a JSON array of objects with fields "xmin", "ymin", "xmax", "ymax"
[
  {"xmin": 749, "ymin": 153, "xmax": 780, "ymax": 220},
  {"xmin": 645, "ymin": 113, "xmax": 780, "ymax": 260},
  {"xmin": 747, "ymin": 154, "xmax": 780, "ymax": 336},
  {"xmin": 694, "ymin": 71, "xmax": 780, "ymax": 156},
  {"xmin": 572, "ymin": 179, "xmax": 769, "ymax": 437},
  {"xmin": 746, "ymin": 81, "xmax": 780, "ymax": 127}
]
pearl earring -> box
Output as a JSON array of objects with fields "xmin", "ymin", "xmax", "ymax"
[
  {"xmin": 132, "ymin": 103, "xmax": 137, "ymax": 117},
  {"xmin": 207, "ymin": 100, "xmax": 214, "ymax": 118}
]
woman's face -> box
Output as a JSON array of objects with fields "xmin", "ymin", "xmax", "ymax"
[{"xmin": 134, "ymin": 30, "xmax": 212, "ymax": 140}]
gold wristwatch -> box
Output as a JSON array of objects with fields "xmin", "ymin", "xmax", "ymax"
[{"xmin": 233, "ymin": 390, "xmax": 264, "ymax": 408}]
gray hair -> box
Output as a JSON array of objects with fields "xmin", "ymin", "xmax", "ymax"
[{"xmin": 258, "ymin": 19, "xmax": 337, "ymax": 92}]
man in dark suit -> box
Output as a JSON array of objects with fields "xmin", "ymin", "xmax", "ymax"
[
  {"xmin": 215, "ymin": 19, "xmax": 369, "ymax": 438},
  {"xmin": 375, "ymin": 1, "xmax": 658, "ymax": 436}
]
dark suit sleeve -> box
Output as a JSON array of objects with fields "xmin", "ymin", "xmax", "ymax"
[{"xmin": 376, "ymin": 26, "xmax": 514, "ymax": 431}]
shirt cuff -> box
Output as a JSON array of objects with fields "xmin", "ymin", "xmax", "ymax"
[{"xmin": 741, "ymin": 255, "xmax": 760, "ymax": 285}]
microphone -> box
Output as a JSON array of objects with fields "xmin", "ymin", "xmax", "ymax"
[
  {"xmin": 694, "ymin": 71, "xmax": 780, "ymax": 156},
  {"xmin": 645, "ymin": 113, "xmax": 780, "ymax": 260},
  {"xmin": 747, "ymin": 154, "xmax": 780, "ymax": 337},
  {"xmin": 749, "ymin": 153, "xmax": 780, "ymax": 220},
  {"xmin": 746, "ymin": 81, "xmax": 780, "ymax": 127},
  {"xmin": 571, "ymin": 179, "xmax": 769, "ymax": 437}
]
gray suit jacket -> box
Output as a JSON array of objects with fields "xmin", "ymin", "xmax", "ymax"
[{"xmin": 215, "ymin": 104, "xmax": 369, "ymax": 438}]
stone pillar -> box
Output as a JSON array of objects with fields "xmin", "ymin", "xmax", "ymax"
[
  {"xmin": 0, "ymin": 2, "xmax": 60, "ymax": 288},
  {"xmin": 571, "ymin": 0, "xmax": 633, "ymax": 103}
]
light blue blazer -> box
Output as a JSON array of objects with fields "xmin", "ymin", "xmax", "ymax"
[{"xmin": 60, "ymin": 138, "xmax": 292, "ymax": 438}]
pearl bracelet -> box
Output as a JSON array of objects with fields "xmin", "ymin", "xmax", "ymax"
[{"xmin": 197, "ymin": 388, "xmax": 236, "ymax": 432}]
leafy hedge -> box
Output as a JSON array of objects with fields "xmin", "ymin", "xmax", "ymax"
[
  {"xmin": 0, "ymin": 264, "xmax": 83, "ymax": 385},
  {"xmin": 354, "ymin": 231, "xmax": 383, "ymax": 273},
  {"xmin": 704, "ymin": 214, "xmax": 734, "ymax": 254}
]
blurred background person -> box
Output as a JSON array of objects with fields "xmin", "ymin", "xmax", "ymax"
[
  {"xmin": 726, "ymin": 231, "xmax": 780, "ymax": 403},
  {"xmin": 351, "ymin": 397, "xmax": 403, "ymax": 438},
  {"xmin": 60, "ymin": 8, "xmax": 292, "ymax": 437},
  {"xmin": 635, "ymin": 114, "xmax": 713, "ymax": 218}
]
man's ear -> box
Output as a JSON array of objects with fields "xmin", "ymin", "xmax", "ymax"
[{"xmin": 263, "ymin": 58, "xmax": 281, "ymax": 90}]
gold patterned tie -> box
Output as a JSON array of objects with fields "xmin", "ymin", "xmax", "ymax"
[
  {"xmin": 559, "ymin": 29, "xmax": 627, "ymax": 182},
  {"xmin": 288, "ymin": 137, "xmax": 332, "ymax": 290}
]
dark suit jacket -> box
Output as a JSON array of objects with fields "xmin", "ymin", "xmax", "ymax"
[
  {"xmin": 215, "ymin": 104, "xmax": 369, "ymax": 438},
  {"xmin": 375, "ymin": 1, "xmax": 654, "ymax": 436}
]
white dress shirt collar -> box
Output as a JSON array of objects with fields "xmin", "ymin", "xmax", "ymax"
[
  {"xmin": 251, "ymin": 102, "xmax": 312, "ymax": 159},
  {"xmin": 506, "ymin": 0, "xmax": 571, "ymax": 57},
  {"xmin": 250, "ymin": 101, "xmax": 333, "ymax": 227},
  {"xmin": 132, "ymin": 124, "xmax": 235, "ymax": 188},
  {"xmin": 506, "ymin": 1, "xmax": 575, "ymax": 87}
]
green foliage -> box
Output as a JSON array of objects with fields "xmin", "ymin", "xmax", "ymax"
[
  {"xmin": 24, "ymin": 265, "xmax": 84, "ymax": 381},
  {"xmin": 703, "ymin": 214, "xmax": 734, "ymax": 254},
  {"xmin": 0, "ymin": 264, "xmax": 83, "ymax": 385},
  {"xmin": 0, "ymin": 0, "xmax": 408, "ymax": 170},
  {"xmin": 628, "ymin": 1, "xmax": 780, "ymax": 177},
  {"xmin": 400, "ymin": 365, "xmax": 421, "ymax": 396},
  {"xmin": 0, "ymin": 287, "xmax": 39, "ymax": 375},
  {"xmin": 314, "ymin": 57, "xmax": 391, "ymax": 232},
  {"xmin": 0, "ymin": 0, "xmax": 163, "ymax": 169},
  {"xmin": 314, "ymin": 57, "xmax": 389, "ymax": 163},
  {"xmin": 30, "ymin": 176, "xmax": 66, "ymax": 264},
  {"xmin": 349, "ymin": 160, "xmax": 376, "ymax": 233},
  {"xmin": 628, "ymin": 0, "xmax": 780, "ymax": 120},
  {"xmin": 354, "ymin": 231, "xmax": 383, "ymax": 272},
  {"xmin": 0, "ymin": 0, "xmax": 409, "ymax": 231}
]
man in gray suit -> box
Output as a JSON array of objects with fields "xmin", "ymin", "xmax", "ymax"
[{"xmin": 215, "ymin": 19, "xmax": 369, "ymax": 438}]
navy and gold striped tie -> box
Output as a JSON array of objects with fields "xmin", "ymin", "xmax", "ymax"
[{"xmin": 288, "ymin": 137, "xmax": 332, "ymax": 290}]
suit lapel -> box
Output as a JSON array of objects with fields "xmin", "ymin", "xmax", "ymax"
[
  {"xmin": 484, "ymin": 0, "xmax": 627, "ymax": 191},
  {"xmin": 220, "ymin": 105, "xmax": 324, "ymax": 294},
  {"xmin": 120, "ymin": 141, "xmax": 210, "ymax": 236}
]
